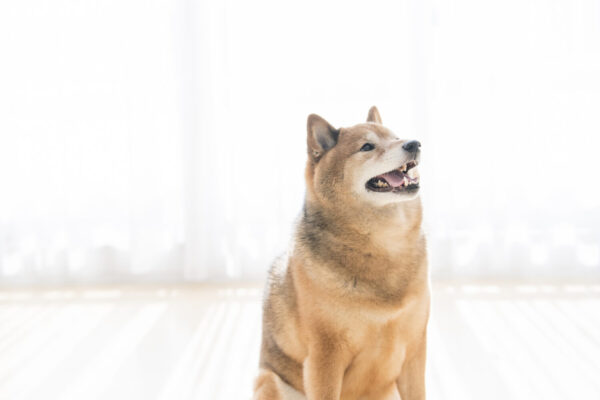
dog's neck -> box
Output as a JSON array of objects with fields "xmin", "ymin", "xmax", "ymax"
[
  {"xmin": 300, "ymin": 197, "xmax": 423, "ymax": 253},
  {"xmin": 297, "ymin": 196, "xmax": 426, "ymax": 303}
]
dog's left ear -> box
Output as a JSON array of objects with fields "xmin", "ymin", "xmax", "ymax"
[
  {"xmin": 367, "ymin": 106, "xmax": 382, "ymax": 124},
  {"xmin": 307, "ymin": 114, "xmax": 339, "ymax": 161},
  {"xmin": 306, "ymin": 114, "xmax": 340, "ymax": 161}
]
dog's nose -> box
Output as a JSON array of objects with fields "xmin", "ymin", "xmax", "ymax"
[{"xmin": 402, "ymin": 140, "xmax": 421, "ymax": 153}]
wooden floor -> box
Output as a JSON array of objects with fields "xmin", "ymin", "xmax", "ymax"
[{"xmin": 1, "ymin": 281, "xmax": 600, "ymax": 400}]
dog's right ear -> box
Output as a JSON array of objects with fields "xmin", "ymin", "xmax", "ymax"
[
  {"xmin": 307, "ymin": 114, "xmax": 339, "ymax": 161},
  {"xmin": 367, "ymin": 106, "xmax": 382, "ymax": 124}
]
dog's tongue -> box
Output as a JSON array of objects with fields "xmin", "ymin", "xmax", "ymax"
[{"xmin": 380, "ymin": 170, "xmax": 405, "ymax": 187}]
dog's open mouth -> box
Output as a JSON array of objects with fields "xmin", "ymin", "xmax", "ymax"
[{"xmin": 366, "ymin": 160, "xmax": 419, "ymax": 193}]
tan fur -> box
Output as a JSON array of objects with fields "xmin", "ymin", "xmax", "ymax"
[{"xmin": 255, "ymin": 107, "xmax": 430, "ymax": 400}]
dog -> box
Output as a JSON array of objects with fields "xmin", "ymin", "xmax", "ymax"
[{"xmin": 254, "ymin": 107, "xmax": 430, "ymax": 400}]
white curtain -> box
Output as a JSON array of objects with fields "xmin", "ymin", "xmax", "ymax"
[
  {"xmin": 1, "ymin": 0, "xmax": 599, "ymax": 284},
  {"xmin": 424, "ymin": 0, "xmax": 600, "ymax": 278},
  {"xmin": 0, "ymin": 0, "xmax": 188, "ymax": 283}
]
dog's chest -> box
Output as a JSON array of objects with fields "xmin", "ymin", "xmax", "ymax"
[
  {"xmin": 338, "ymin": 322, "xmax": 406, "ymax": 399},
  {"xmin": 350, "ymin": 327, "xmax": 405, "ymax": 375},
  {"xmin": 338, "ymin": 294, "xmax": 427, "ymax": 398}
]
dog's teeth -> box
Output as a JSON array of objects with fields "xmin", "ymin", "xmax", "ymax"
[
  {"xmin": 403, "ymin": 177, "xmax": 408, "ymax": 186},
  {"xmin": 407, "ymin": 167, "xmax": 419, "ymax": 179}
]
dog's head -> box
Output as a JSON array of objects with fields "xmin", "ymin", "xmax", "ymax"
[{"xmin": 306, "ymin": 106, "xmax": 421, "ymax": 209}]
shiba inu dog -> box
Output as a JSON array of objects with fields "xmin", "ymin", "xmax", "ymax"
[{"xmin": 254, "ymin": 107, "xmax": 429, "ymax": 400}]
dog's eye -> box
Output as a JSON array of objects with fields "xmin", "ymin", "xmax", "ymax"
[{"xmin": 360, "ymin": 143, "xmax": 375, "ymax": 152}]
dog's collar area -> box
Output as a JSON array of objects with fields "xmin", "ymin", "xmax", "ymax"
[{"xmin": 366, "ymin": 161, "xmax": 419, "ymax": 193}]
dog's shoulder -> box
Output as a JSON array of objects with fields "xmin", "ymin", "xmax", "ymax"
[{"xmin": 262, "ymin": 252, "xmax": 299, "ymax": 331}]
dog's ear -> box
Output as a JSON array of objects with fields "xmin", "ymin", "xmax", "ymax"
[
  {"xmin": 367, "ymin": 106, "xmax": 382, "ymax": 124},
  {"xmin": 307, "ymin": 114, "xmax": 339, "ymax": 161}
]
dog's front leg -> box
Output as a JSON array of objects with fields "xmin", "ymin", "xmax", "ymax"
[
  {"xmin": 396, "ymin": 330, "xmax": 427, "ymax": 400},
  {"xmin": 303, "ymin": 341, "xmax": 350, "ymax": 400}
]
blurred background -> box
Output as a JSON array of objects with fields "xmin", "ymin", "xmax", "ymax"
[{"xmin": 1, "ymin": 0, "xmax": 599, "ymax": 399}]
